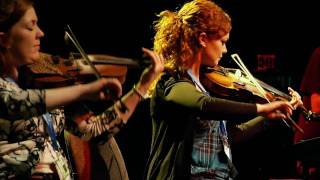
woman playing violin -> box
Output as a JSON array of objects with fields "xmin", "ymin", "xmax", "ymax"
[
  {"xmin": 144, "ymin": 0, "xmax": 302, "ymax": 179},
  {"xmin": 0, "ymin": 0, "xmax": 164, "ymax": 179}
]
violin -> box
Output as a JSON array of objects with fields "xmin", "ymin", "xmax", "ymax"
[
  {"xmin": 200, "ymin": 65, "xmax": 315, "ymax": 132},
  {"xmin": 200, "ymin": 65, "xmax": 287, "ymax": 103},
  {"xmin": 19, "ymin": 52, "xmax": 128, "ymax": 89}
]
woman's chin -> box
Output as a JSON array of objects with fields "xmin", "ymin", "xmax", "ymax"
[
  {"xmin": 29, "ymin": 53, "xmax": 40, "ymax": 63},
  {"xmin": 24, "ymin": 57, "xmax": 37, "ymax": 65}
]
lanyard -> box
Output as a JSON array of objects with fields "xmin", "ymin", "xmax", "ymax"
[
  {"xmin": 187, "ymin": 70, "xmax": 231, "ymax": 160},
  {"xmin": 186, "ymin": 70, "xmax": 229, "ymax": 139},
  {"xmin": 4, "ymin": 76, "xmax": 60, "ymax": 150},
  {"xmin": 187, "ymin": 69, "xmax": 210, "ymax": 96},
  {"xmin": 43, "ymin": 113, "xmax": 60, "ymax": 150},
  {"xmin": 4, "ymin": 76, "xmax": 16, "ymax": 84}
]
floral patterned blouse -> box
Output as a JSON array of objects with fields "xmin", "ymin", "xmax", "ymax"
[{"xmin": 0, "ymin": 77, "xmax": 124, "ymax": 179}]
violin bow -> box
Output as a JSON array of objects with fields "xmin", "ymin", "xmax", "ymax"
[
  {"xmin": 64, "ymin": 25, "xmax": 123, "ymax": 105},
  {"xmin": 230, "ymin": 53, "xmax": 304, "ymax": 134},
  {"xmin": 64, "ymin": 25, "xmax": 102, "ymax": 80}
]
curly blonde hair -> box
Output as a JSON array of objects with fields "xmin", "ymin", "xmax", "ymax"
[{"xmin": 147, "ymin": 0, "xmax": 231, "ymax": 95}]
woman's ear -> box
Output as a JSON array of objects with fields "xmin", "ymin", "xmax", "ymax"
[
  {"xmin": 0, "ymin": 32, "xmax": 6, "ymax": 47},
  {"xmin": 0, "ymin": 32, "xmax": 9, "ymax": 48},
  {"xmin": 198, "ymin": 32, "xmax": 208, "ymax": 48}
]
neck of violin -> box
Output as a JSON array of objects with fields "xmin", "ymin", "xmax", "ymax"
[{"xmin": 255, "ymin": 79, "xmax": 292, "ymax": 100}]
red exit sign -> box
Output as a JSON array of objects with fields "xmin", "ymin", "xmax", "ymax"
[{"xmin": 255, "ymin": 54, "xmax": 276, "ymax": 72}]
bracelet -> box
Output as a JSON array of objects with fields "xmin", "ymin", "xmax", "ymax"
[
  {"xmin": 133, "ymin": 84, "xmax": 146, "ymax": 101},
  {"xmin": 117, "ymin": 99, "xmax": 129, "ymax": 113}
]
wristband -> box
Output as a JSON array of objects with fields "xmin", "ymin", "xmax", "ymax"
[{"xmin": 133, "ymin": 84, "xmax": 146, "ymax": 101}]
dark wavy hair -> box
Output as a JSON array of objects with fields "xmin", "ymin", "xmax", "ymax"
[
  {"xmin": 0, "ymin": 0, "xmax": 34, "ymax": 32},
  {"xmin": 0, "ymin": 0, "xmax": 34, "ymax": 74}
]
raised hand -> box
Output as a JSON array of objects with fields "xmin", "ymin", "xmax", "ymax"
[{"xmin": 134, "ymin": 47, "xmax": 165, "ymax": 96}]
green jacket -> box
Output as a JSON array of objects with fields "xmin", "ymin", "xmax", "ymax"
[{"xmin": 144, "ymin": 72, "xmax": 257, "ymax": 180}]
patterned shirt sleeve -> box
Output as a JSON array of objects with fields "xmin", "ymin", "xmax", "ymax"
[
  {"xmin": 64, "ymin": 102, "xmax": 124, "ymax": 140},
  {"xmin": 0, "ymin": 78, "xmax": 47, "ymax": 120}
]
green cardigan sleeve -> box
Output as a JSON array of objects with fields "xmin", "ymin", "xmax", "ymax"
[{"xmin": 164, "ymin": 81, "xmax": 257, "ymax": 120}]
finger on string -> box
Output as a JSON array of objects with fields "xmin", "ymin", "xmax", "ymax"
[
  {"xmin": 284, "ymin": 112, "xmax": 289, "ymax": 119},
  {"xmin": 288, "ymin": 87, "xmax": 294, "ymax": 93},
  {"xmin": 159, "ymin": 54, "xmax": 165, "ymax": 64},
  {"xmin": 280, "ymin": 101, "xmax": 294, "ymax": 111},
  {"xmin": 276, "ymin": 111, "xmax": 286, "ymax": 119},
  {"xmin": 141, "ymin": 48, "xmax": 152, "ymax": 62},
  {"xmin": 142, "ymin": 47, "xmax": 157, "ymax": 66},
  {"xmin": 288, "ymin": 87, "xmax": 301, "ymax": 98},
  {"xmin": 155, "ymin": 53, "xmax": 161, "ymax": 62}
]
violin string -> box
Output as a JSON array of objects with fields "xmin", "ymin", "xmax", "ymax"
[
  {"xmin": 64, "ymin": 26, "xmax": 101, "ymax": 80},
  {"xmin": 230, "ymin": 54, "xmax": 293, "ymax": 129},
  {"xmin": 42, "ymin": 53, "xmax": 83, "ymax": 83},
  {"xmin": 231, "ymin": 54, "xmax": 269, "ymax": 101},
  {"xmin": 254, "ymin": 79, "xmax": 305, "ymax": 133},
  {"xmin": 229, "ymin": 54, "xmax": 305, "ymax": 133},
  {"xmin": 38, "ymin": 54, "xmax": 74, "ymax": 79},
  {"xmin": 64, "ymin": 25, "xmax": 127, "ymax": 112},
  {"xmin": 234, "ymin": 60, "xmax": 308, "ymax": 116},
  {"xmin": 226, "ymin": 66, "xmax": 291, "ymax": 100},
  {"xmin": 254, "ymin": 79, "xmax": 291, "ymax": 100}
]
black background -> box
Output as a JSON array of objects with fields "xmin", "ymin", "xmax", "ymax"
[{"xmin": 35, "ymin": 0, "xmax": 320, "ymax": 179}]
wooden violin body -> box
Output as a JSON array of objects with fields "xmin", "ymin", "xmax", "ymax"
[
  {"xmin": 200, "ymin": 66, "xmax": 280, "ymax": 103},
  {"xmin": 19, "ymin": 52, "xmax": 128, "ymax": 89}
]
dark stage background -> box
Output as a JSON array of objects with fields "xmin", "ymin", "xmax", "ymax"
[{"xmin": 35, "ymin": 0, "xmax": 320, "ymax": 179}]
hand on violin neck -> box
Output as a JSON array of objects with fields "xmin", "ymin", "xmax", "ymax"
[
  {"xmin": 288, "ymin": 87, "xmax": 303, "ymax": 110},
  {"xmin": 81, "ymin": 78, "xmax": 122, "ymax": 101},
  {"xmin": 256, "ymin": 101, "xmax": 294, "ymax": 120}
]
